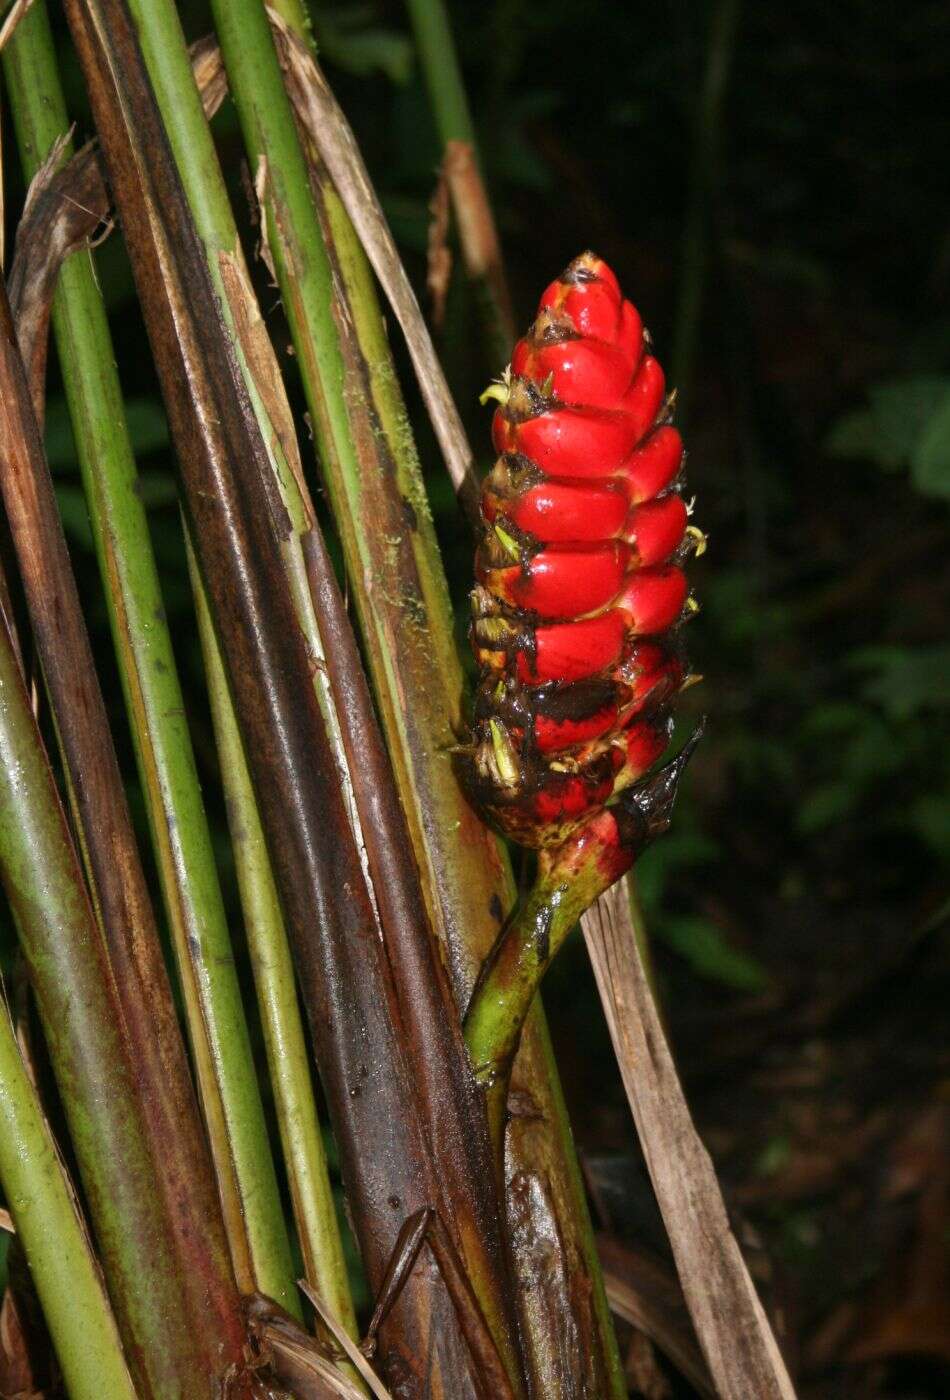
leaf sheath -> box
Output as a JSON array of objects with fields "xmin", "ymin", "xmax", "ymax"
[
  {"xmin": 0, "ymin": 267, "xmax": 246, "ymax": 1396},
  {"xmin": 63, "ymin": 1, "xmax": 523, "ymax": 1391},
  {"xmin": 3, "ymin": 0, "xmax": 297, "ymax": 1311}
]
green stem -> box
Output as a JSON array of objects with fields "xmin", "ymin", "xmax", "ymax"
[
  {"xmin": 123, "ymin": 0, "xmax": 359, "ymax": 1332},
  {"xmin": 465, "ymin": 737, "xmax": 701, "ymax": 1169},
  {"xmin": 187, "ymin": 533, "xmax": 360, "ymax": 1348},
  {"xmin": 0, "ymin": 596, "xmax": 225, "ymax": 1398},
  {"xmin": 0, "ymin": 991, "xmax": 136, "ymax": 1400},
  {"xmin": 403, "ymin": 0, "xmax": 476, "ymax": 146},
  {"xmin": 206, "ymin": 0, "xmax": 373, "ymax": 501},
  {"xmin": 404, "ymin": 0, "xmax": 515, "ymax": 360},
  {"xmin": 465, "ymin": 812, "xmax": 633, "ymax": 1168},
  {"xmin": 3, "ymin": 0, "xmax": 296, "ymax": 1314},
  {"xmin": 205, "ymin": 7, "xmax": 526, "ymax": 1389},
  {"xmin": 671, "ymin": 0, "xmax": 742, "ymax": 418}
]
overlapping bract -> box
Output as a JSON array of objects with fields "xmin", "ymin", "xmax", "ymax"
[{"xmin": 467, "ymin": 253, "xmax": 697, "ymax": 848}]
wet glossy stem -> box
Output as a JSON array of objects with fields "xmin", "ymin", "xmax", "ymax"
[
  {"xmin": 255, "ymin": 9, "xmax": 624, "ymax": 1396},
  {"xmin": 465, "ymin": 816, "xmax": 631, "ymax": 1168},
  {"xmin": 0, "ymin": 994, "xmax": 136, "ymax": 1400},
  {"xmin": 464, "ymin": 877, "xmax": 582, "ymax": 1164},
  {"xmin": 0, "ymin": 557, "xmax": 234, "ymax": 1397},
  {"xmin": 265, "ymin": 11, "xmax": 625, "ymax": 1392},
  {"xmin": 130, "ymin": 4, "xmax": 520, "ymax": 1387}
]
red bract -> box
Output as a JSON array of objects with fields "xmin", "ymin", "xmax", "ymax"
[{"xmin": 466, "ymin": 252, "xmax": 700, "ymax": 847}]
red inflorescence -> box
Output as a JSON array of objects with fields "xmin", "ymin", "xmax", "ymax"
[{"xmin": 466, "ymin": 252, "xmax": 701, "ymax": 848}]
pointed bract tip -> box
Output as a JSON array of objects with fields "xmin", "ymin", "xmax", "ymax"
[{"xmin": 615, "ymin": 717, "xmax": 706, "ymax": 846}]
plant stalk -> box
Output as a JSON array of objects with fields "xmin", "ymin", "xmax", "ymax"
[
  {"xmin": 464, "ymin": 812, "xmax": 636, "ymax": 1168},
  {"xmin": 258, "ymin": 14, "xmax": 633, "ymax": 1393},
  {"xmin": 62, "ymin": 2, "xmax": 524, "ymax": 1389},
  {"xmin": 200, "ymin": 3, "xmax": 525, "ymax": 1384},
  {"xmin": 671, "ymin": 0, "xmax": 742, "ymax": 418},
  {"xmin": 403, "ymin": 0, "xmax": 514, "ymax": 360},
  {"xmin": 0, "ymin": 544, "xmax": 243, "ymax": 1397},
  {"xmin": 404, "ymin": 0, "xmax": 476, "ymax": 150},
  {"xmin": 465, "ymin": 736, "xmax": 702, "ymax": 1171},
  {"xmin": 122, "ymin": 0, "xmax": 358, "ymax": 1335},
  {"xmin": 231, "ymin": 9, "xmax": 632, "ymax": 1393},
  {"xmin": 187, "ymin": 532, "xmax": 360, "ymax": 1348},
  {"xmin": 0, "ymin": 985, "xmax": 137, "ymax": 1400},
  {"xmin": 0, "ymin": 257, "xmax": 247, "ymax": 1396},
  {"xmin": 2, "ymin": 0, "xmax": 297, "ymax": 1313}
]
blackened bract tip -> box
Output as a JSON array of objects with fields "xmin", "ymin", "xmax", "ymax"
[{"xmin": 622, "ymin": 717, "xmax": 706, "ymax": 839}]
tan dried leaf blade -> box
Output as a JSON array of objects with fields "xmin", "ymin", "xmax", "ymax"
[
  {"xmin": 218, "ymin": 250, "xmax": 311, "ymax": 531},
  {"xmin": 583, "ymin": 878, "xmax": 798, "ymax": 1400},
  {"xmin": 297, "ymin": 1282, "xmax": 393, "ymax": 1400},
  {"xmin": 8, "ymin": 136, "xmax": 109, "ymax": 427}
]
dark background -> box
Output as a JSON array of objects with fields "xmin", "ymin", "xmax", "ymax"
[{"xmin": 3, "ymin": 1, "xmax": 949, "ymax": 1396}]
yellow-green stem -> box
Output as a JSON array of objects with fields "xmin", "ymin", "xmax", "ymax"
[
  {"xmin": 187, "ymin": 533, "xmax": 361, "ymax": 1353},
  {"xmin": 124, "ymin": 0, "xmax": 360, "ymax": 1335},
  {"xmin": 0, "ymin": 991, "xmax": 136, "ymax": 1400}
]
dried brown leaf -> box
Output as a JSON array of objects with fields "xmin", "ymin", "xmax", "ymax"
[
  {"xmin": 441, "ymin": 139, "xmax": 514, "ymax": 348},
  {"xmin": 426, "ymin": 162, "xmax": 452, "ymax": 331},
  {"xmin": 583, "ymin": 879, "xmax": 798, "ymax": 1400},
  {"xmin": 217, "ymin": 250, "xmax": 311, "ymax": 530},
  {"xmin": 598, "ymin": 1235, "xmax": 713, "ymax": 1398},
  {"xmin": 189, "ymin": 34, "xmax": 227, "ymax": 121},
  {"xmin": 244, "ymin": 1294, "xmax": 374, "ymax": 1400},
  {"xmin": 296, "ymin": 1284, "xmax": 394, "ymax": 1400},
  {"xmin": 252, "ymin": 156, "xmax": 279, "ymax": 284},
  {"xmin": 0, "ymin": 1288, "xmax": 39, "ymax": 1399},
  {"xmin": 7, "ymin": 138, "xmax": 109, "ymax": 429}
]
